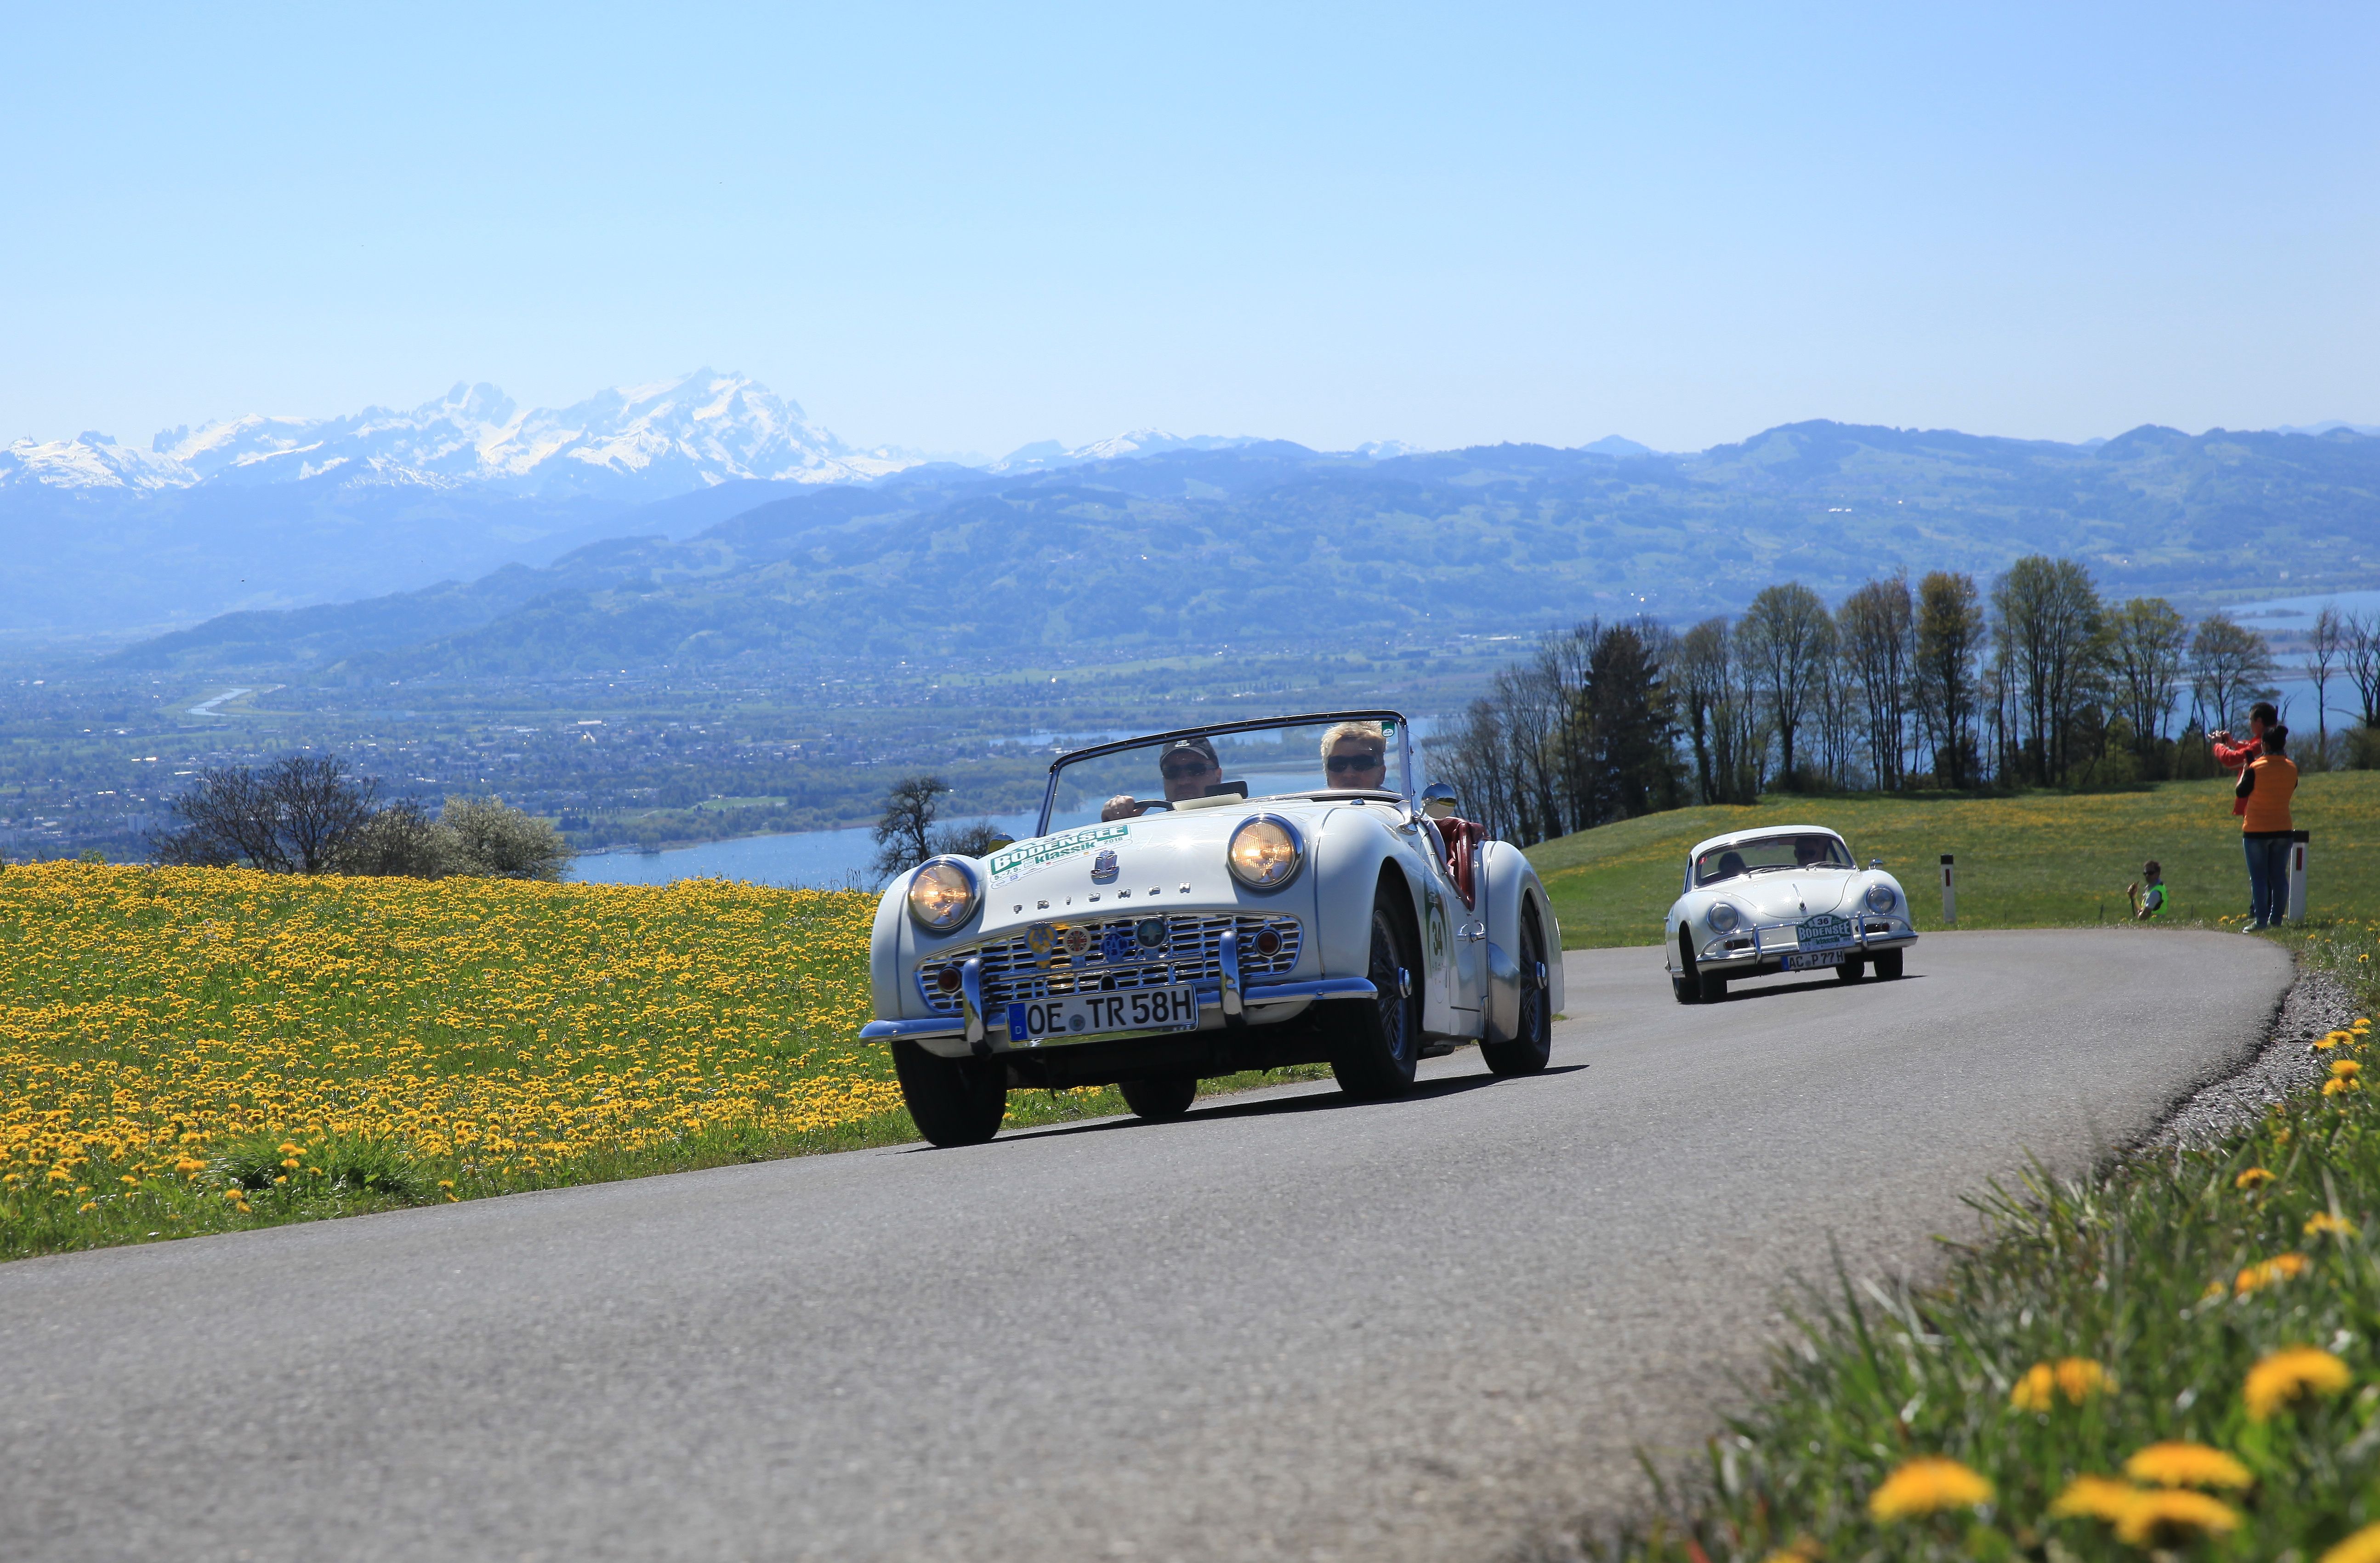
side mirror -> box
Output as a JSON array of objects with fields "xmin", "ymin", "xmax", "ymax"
[{"xmin": 1420, "ymin": 782, "xmax": 1460, "ymax": 821}]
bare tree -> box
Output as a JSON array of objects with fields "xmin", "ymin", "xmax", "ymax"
[
  {"xmin": 871, "ymin": 776, "xmax": 951, "ymax": 878},
  {"xmin": 2310, "ymin": 603, "xmax": 2348, "ymax": 759},
  {"xmin": 1991, "ymin": 556, "xmax": 2104, "ymax": 784},
  {"xmin": 2105, "ymin": 597, "xmax": 2189, "ymax": 759},
  {"xmin": 1739, "ymin": 582, "xmax": 1835, "ymax": 783},
  {"xmin": 1913, "ymin": 570, "xmax": 1985, "ymax": 788},
  {"xmin": 2345, "ymin": 614, "xmax": 2380, "ymax": 729},
  {"xmin": 2189, "ymin": 614, "xmax": 2279, "ymax": 736},
  {"xmin": 1839, "ymin": 574, "xmax": 1914, "ymax": 790},
  {"xmin": 153, "ymin": 756, "xmax": 379, "ymax": 873}
]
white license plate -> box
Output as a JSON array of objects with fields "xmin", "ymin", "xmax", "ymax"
[
  {"xmin": 1785, "ymin": 950, "xmax": 1846, "ymax": 971},
  {"xmin": 1006, "ymin": 984, "xmax": 1200, "ymax": 1045}
]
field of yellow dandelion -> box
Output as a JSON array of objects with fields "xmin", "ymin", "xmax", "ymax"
[{"xmin": 0, "ymin": 863, "xmax": 926, "ymax": 1257}]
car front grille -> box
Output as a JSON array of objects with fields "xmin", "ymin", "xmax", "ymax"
[{"xmin": 915, "ymin": 913, "xmax": 1304, "ymax": 1015}]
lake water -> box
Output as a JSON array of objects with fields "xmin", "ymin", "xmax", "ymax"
[{"xmin": 566, "ymin": 765, "xmax": 1351, "ymax": 892}]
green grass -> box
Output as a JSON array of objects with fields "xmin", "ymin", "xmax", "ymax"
[{"xmin": 1527, "ymin": 773, "xmax": 2380, "ymax": 949}]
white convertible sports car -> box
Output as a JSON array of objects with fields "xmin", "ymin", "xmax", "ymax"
[
  {"xmin": 1664, "ymin": 824, "xmax": 1917, "ymax": 1002},
  {"xmin": 861, "ymin": 711, "xmax": 1564, "ymax": 1145}
]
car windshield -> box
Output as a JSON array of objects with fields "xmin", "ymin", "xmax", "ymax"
[
  {"xmin": 1036, "ymin": 713, "xmax": 1412, "ymax": 835},
  {"xmin": 1694, "ymin": 834, "xmax": 1852, "ymax": 886}
]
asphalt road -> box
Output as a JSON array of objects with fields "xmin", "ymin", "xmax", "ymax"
[{"xmin": 4, "ymin": 928, "xmax": 2293, "ymax": 1563}]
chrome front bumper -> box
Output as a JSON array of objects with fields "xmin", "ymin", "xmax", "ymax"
[{"xmin": 1687, "ymin": 921, "xmax": 1917, "ymax": 975}]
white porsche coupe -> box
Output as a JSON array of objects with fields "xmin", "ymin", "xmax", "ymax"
[{"xmin": 1664, "ymin": 824, "xmax": 1917, "ymax": 1003}]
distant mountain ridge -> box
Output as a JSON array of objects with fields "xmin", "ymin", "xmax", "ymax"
[
  {"xmin": 118, "ymin": 420, "xmax": 2380, "ymax": 679},
  {"xmin": 4, "ymin": 370, "xmax": 909, "ymax": 499}
]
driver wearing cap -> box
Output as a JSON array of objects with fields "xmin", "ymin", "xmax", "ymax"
[{"xmin": 1102, "ymin": 736, "xmax": 1223, "ymax": 821}]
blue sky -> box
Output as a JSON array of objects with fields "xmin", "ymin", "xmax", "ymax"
[{"xmin": 3, "ymin": 2, "xmax": 2373, "ymax": 456}]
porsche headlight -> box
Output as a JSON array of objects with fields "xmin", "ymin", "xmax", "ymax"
[
  {"xmin": 1864, "ymin": 882, "xmax": 1897, "ymax": 914},
  {"xmin": 1227, "ymin": 815, "xmax": 1303, "ymax": 891},
  {"xmin": 1707, "ymin": 902, "xmax": 1740, "ymax": 934},
  {"xmin": 906, "ymin": 857, "xmax": 980, "ymax": 932}
]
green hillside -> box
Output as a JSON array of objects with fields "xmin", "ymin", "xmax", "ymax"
[
  {"xmin": 1526, "ymin": 772, "xmax": 2380, "ymax": 948},
  {"xmin": 118, "ymin": 421, "xmax": 2380, "ymax": 677}
]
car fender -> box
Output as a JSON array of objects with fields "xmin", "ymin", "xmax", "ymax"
[
  {"xmin": 1312, "ymin": 805, "xmax": 1428, "ymax": 977},
  {"xmin": 869, "ymin": 875, "xmax": 911, "ymax": 1018},
  {"xmin": 1481, "ymin": 839, "xmax": 1562, "ymax": 1040}
]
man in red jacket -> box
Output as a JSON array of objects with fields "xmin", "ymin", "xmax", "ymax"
[{"xmin": 2212, "ymin": 700, "xmax": 2279, "ymax": 818}]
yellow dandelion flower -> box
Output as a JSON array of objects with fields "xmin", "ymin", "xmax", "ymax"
[
  {"xmin": 2244, "ymin": 1346, "xmax": 2353, "ymax": 1421},
  {"xmin": 2054, "ymin": 1358, "xmax": 2113, "ymax": 1401},
  {"xmin": 2010, "ymin": 1362, "xmax": 2057, "ymax": 1411},
  {"xmin": 2322, "ymin": 1521, "xmax": 2380, "ymax": 1563},
  {"xmin": 2357, "ymin": 1018, "xmax": 2373, "ymax": 1031},
  {"xmin": 2335, "ymin": 1059, "xmax": 2363, "ymax": 1080},
  {"xmin": 2237, "ymin": 1166, "xmax": 2276, "ymax": 1189},
  {"xmin": 2237, "ymin": 1252, "xmax": 2312, "ymax": 1294},
  {"xmin": 2317, "ymin": 1035, "xmax": 2346, "ymax": 1051},
  {"xmin": 1868, "ymin": 1456, "xmax": 1992, "ymax": 1520},
  {"xmin": 2114, "ymin": 1489, "xmax": 2239, "ymax": 1546},
  {"xmin": 76, "ymin": 1200, "xmax": 97, "ymax": 1213},
  {"xmin": 2123, "ymin": 1442, "xmax": 2253, "ymax": 1490},
  {"xmin": 221, "ymin": 1188, "xmax": 244, "ymax": 1202},
  {"xmin": 2049, "ymin": 1474, "xmax": 2139, "ymax": 1522},
  {"xmin": 2328, "ymin": 1077, "xmax": 2355, "ymax": 1096},
  {"xmin": 2306, "ymin": 1212, "xmax": 2361, "ymax": 1239}
]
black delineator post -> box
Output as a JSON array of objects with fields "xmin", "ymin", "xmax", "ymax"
[{"xmin": 1941, "ymin": 853, "xmax": 1956, "ymax": 926}]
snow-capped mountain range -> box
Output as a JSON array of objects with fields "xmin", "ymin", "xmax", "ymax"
[{"xmin": 1, "ymin": 370, "xmax": 917, "ymax": 500}]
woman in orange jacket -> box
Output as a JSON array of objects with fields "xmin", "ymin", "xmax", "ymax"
[
  {"xmin": 2212, "ymin": 699, "xmax": 2278, "ymax": 819},
  {"xmin": 2235, "ymin": 722, "xmax": 2298, "ymax": 930}
]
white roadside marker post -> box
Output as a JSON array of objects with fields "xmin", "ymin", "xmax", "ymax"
[
  {"xmin": 2289, "ymin": 830, "xmax": 2310, "ymax": 923},
  {"xmin": 1941, "ymin": 853, "xmax": 1956, "ymax": 926}
]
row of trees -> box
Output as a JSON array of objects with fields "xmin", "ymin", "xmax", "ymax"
[
  {"xmin": 1430, "ymin": 556, "xmax": 2375, "ymax": 846},
  {"xmin": 154, "ymin": 756, "xmax": 574, "ymax": 880}
]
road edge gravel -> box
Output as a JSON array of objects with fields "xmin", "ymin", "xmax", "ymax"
[{"xmin": 2148, "ymin": 955, "xmax": 2351, "ymax": 1151}]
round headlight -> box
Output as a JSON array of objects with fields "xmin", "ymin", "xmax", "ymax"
[
  {"xmin": 1864, "ymin": 882, "xmax": 1896, "ymax": 914},
  {"xmin": 1707, "ymin": 902, "xmax": 1740, "ymax": 934},
  {"xmin": 906, "ymin": 857, "xmax": 980, "ymax": 932},
  {"xmin": 1227, "ymin": 815, "xmax": 1303, "ymax": 891}
]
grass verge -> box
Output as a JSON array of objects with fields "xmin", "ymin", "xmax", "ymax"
[
  {"xmin": 0, "ymin": 862, "xmax": 1328, "ymax": 1262},
  {"xmin": 1585, "ymin": 921, "xmax": 2380, "ymax": 1562}
]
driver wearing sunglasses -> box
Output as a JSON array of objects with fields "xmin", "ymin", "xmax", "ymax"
[
  {"xmin": 1102, "ymin": 737, "xmax": 1223, "ymax": 820},
  {"xmin": 1320, "ymin": 720, "xmax": 1387, "ymax": 790}
]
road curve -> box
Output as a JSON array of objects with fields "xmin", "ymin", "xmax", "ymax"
[{"xmin": 2, "ymin": 929, "xmax": 2292, "ymax": 1563}]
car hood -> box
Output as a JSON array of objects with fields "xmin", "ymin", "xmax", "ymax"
[
  {"xmin": 969, "ymin": 794, "xmax": 1354, "ymax": 921},
  {"xmin": 1710, "ymin": 872, "xmax": 1862, "ymax": 921}
]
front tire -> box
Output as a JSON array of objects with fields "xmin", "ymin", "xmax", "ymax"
[
  {"xmin": 1119, "ymin": 1074, "xmax": 1198, "ymax": 1120},
  {"xmin": 1674, "ymin": 931, "xmax": 1702, "ymax": 1005},
  {"xmin": 892, "ymin": 1039, "xmax": 1007, "ymax": 1147},
  {"xmin": 1835, "ymin": 959, "xmax": 1865, "ymax": 983},
  {"xmin": 1329, "ymin": 892, "xmax": 1421, "ymax": 1100},
  {"xmin": 1482, "ymin": 906, "xmax": 1553, "ymax": 1076},
  {"xmin": 1873, "ymin": 948, "xmax": 1906, "ymax": 980}
]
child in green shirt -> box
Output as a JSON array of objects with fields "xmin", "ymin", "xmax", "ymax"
[{"xmin": 2127, "ymin": 860, "xmax": 2168, "ymax": 921}]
